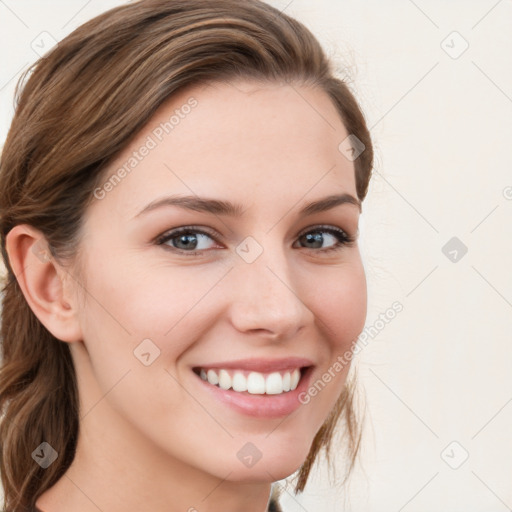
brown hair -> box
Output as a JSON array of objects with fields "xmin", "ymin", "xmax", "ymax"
[{"xmin": 0, "ymin": 0, "xmax": 373, "ymax": 510}]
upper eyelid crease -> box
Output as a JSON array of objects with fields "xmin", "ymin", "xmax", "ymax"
[
  {"xmin": 134, "ymin": 193, "xmax": 361, "ymax": 219},
  {"xmin": 156, "ymin": 224, "xmax": 352, "ymax": 241},
  {"xmin": 156, "ymin": 225, "xmax": 355, "ymax": 254}
]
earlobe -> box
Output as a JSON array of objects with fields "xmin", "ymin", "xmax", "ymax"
[{"xmin": 5, "ymin": 224, "xmax": 83, "ymax": 343}]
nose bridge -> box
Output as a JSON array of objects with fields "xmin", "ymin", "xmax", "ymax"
[{"xmin": 228, "ymin": 235, "xmax": 310, "ymax": 338}]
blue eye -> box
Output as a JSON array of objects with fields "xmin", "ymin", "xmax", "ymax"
[
  {"xmin": 157, "ymin": 228, "xmax": 217, "ymax": 252},
  {"xmin": 156, "ymin": 225, "xmax": 355, "ymax": 256},
  {"xmin": 294, "ymin": 226, "xmax": 354, "ymax": 253}
]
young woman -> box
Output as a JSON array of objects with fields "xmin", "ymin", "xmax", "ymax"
[{"xmin": 0, "ymin": 1, "xmax": 374, "ymax": 511}]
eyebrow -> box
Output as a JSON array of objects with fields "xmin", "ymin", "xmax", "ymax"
[{"xmin": 134, "ymin": 192, "xmax": 361, "ymax": 219}]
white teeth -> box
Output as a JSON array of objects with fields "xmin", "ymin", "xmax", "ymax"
[
  {"xmin": 218, "ymin": 369, "xmax": 231, "ymax": 390},
  {"xmin": 247, "ymin": 372, "xmax": 266, "ymax": 394},
  {"xmin": 290, "ymin": 369, "xmax": 300, "ymax": 390},
  {"xmin": 206, "ymin": 369, "xmax": 219, "ymax": 386},
  {"xmin": 197, "ymin": 367, "xmax": 303, "ymax": 395},
  {"xmin": 282, "ymin": 372, "xmax": 291, "ymax": 392},
  {"xmin": 232, "ymin": 372, "xmax": 248, "ymax": 392},
  {"xmin": 265, "ymin": 372, "xmax": 283, "ymax": 395}
]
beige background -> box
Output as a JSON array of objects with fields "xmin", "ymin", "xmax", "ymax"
[{"xmin": 1, "ymin": 1, "xmax": 511, "ymax": 510}]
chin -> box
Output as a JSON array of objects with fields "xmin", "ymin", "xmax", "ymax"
[{"xmin": 217, "ymin": 448, "xmax": 310, "ymax": 484}]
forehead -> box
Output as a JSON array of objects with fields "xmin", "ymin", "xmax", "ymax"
[{"xmin": 95, "ymin": 79, "xmax": 357, "ymax": 216}]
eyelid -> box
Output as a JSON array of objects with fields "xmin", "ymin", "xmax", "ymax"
[
  {"xmin": 297, "ymin": 223, "xmax": 349, "ymax": 238},
  {"xmin": 155, "ymin": 223, "xmax": 356, "ymax": 255},
  {"xmin": 154, "ymin": 225, "xmax": 220, "ymax": 245}
]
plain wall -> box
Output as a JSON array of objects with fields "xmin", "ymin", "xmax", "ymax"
[{"xmin": 1, "ymin": 1, "xmax": 511, "ymax": 511}]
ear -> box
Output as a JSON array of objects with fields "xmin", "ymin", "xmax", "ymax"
[{"xmin": 5, "ymin": 224, "xmax": 83, "ymax": 343}]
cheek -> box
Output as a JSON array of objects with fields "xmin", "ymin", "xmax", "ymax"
[
  {"xmin": 80, "ymin": 248, "xmax": 227, "ymax": 340},
  {"xmin": 294, "ymin": 260, "xmax": 366, "ymax": 435},
  {"xmin": 313, "ymin": 259, "xmax": 367, "ymax": 352},
  {"xmin": 75, "ymin": 250, "xmax": 234, "ymax": 406}
]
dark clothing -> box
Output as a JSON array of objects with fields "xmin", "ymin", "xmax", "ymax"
[{"xmin": 268, "ymin": 495, "xmax": 283, "ymax": 511}]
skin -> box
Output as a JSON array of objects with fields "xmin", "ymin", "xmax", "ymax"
[{"xmin": 7, "ymin": 79, "xmax": 367, "ymax": 512}]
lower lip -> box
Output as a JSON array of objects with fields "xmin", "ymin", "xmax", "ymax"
[{"xmin": 193, "ymin": 367, "xmax": 313, "ymax": 418}]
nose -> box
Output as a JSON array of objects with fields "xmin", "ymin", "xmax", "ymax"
[{"xmin": 227, "ymin": 243, "xmax": 312, "ymax": 341}]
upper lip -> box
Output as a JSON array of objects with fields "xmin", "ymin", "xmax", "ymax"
[{"xmin": 193, "ymin": 357, "xmax": 314, "ymax": 373}]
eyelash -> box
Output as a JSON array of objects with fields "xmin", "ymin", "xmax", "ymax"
[{"xmin": 155, "ymin": 224, "xmax": 355, "ymax": 256}]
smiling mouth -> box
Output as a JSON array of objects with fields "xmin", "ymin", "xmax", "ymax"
[{"xmin": 192, "ymin": 366, "xmax": 310, "ymax": 395}]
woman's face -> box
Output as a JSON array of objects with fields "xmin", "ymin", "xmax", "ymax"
[{"xmin": 70, "ymin": 79, "xmax": 367, "ymax": 483}]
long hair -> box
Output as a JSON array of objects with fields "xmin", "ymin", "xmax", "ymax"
[{"xmin": 0, "ymin": 1, "xmax": 373, "ymax": 510}]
